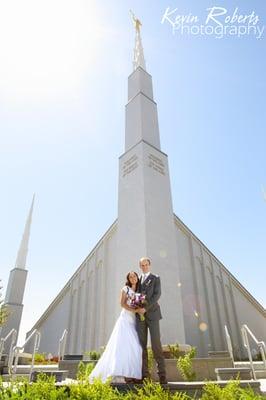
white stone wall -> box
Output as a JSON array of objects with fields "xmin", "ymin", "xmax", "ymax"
[
  {"xmin": 64, "ymin": 223, "xmax": 118, "ymax": 354},
  {"xmin": 174, "ymin": 215, "xmax": 266, "ymax": 357},
  {"xmin": 26, "ymin": 222, "xmax": 117, "ymax": 355},
  {"xmin": 29, "ymin": 288, "xmax": 71, "ymax": 354},
  {"xmin": 27, "ymin": 215, "xmax": 265, "ymax": 358}
]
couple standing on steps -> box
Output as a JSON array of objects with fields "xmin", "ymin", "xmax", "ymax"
[{"xmin": 89, "ymin": 257, "xmax": 167, "ymax": 384}]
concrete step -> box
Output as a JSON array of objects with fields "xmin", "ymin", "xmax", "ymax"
[
  {"xmin": 3, "ymin": 366, "xmax": 28, "ymax": 374},
  {"xmin": 235, "ymin": 362, "xmax": 266, "ymax": 378},
  {"xmin": 31, "ymin": 370, "xmax": 68, "ymax": 382},
  {"xmin": 1, "ymin": 370, "xmax": 68, "ymax": 383},
  {"xmin": 59, "ymin": 359, "xmax": 96, "ymax": 379},
  {"xmin": 1, "ymin": 352, "xmax": 32, "ymax": 367},
  {"xmin": 235, "ymin": 361, "xmax": 266, "ymax": 370},
  {"xmin": 63, "ymin": 354, "xmax": 83, "ymax": 361},
  {"xmin": 255, "ymin": 370, "xmax": 266, "ymax": 379},
  {"xmin": 1, "ymin": 374, "xmax": 30, "ymax": 382},
  {"xmin": 215, "ymin": 367, "xmax": 252, "ymax": 380},
  {"xmin": 208, "ymin": 351, "xmax": 231, "ymax": 358},
  {"xmin": 3, "ymin": 364, "xmax": 59, "ymax": 375},
  {"xmin": 1, "ymin": 354, "xmax": 10, "ymax": 366}
]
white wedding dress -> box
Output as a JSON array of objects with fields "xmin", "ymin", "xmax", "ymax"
[{"xmin": 89, "ymin": 286, "xmax": 142, "ymax": 383}]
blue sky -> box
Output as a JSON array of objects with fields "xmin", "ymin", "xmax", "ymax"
[{"xmin": 0, "ymin": 0, "xmax": 265, "ymax": 344}]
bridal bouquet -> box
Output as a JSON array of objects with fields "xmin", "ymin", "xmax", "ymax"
[{"xmin": 129, "ymin": 293, "xmax": 146, "ymax": 321}]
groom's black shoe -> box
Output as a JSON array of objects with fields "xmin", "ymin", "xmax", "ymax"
[
  {"xmin": 136, "ymin": 376, "xmax": 150, "ymax": 384},
  {"xmin": 142, "ymin": 375, "xmax": 151, "ymax": 380},
  {"xmin": 132, "ymin": 378, "xmax": 143, "ymax": 384},
  {"xmin": 125, "ymin": 378, "xmax": 135, "ymax": 384}
]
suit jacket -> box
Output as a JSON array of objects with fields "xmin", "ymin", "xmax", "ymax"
[{"xmin": 137, "ymin": 273, "xmax": 162, "ymax": 320}]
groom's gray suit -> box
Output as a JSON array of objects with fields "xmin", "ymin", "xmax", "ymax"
[{"xmin": 136, "ymin": 273, "xmax": 166, "ymax": 381}]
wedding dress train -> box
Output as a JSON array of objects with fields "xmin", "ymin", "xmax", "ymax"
[{"xmin": 89, "ymin": 286, "xmax": 142, "ymax": 383}]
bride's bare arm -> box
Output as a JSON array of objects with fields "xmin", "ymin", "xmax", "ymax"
[{"xmin": 120, "ymin": 290, "xmax": 139, "ymax": 313}]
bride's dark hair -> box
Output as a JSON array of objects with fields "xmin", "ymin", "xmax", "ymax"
[{"xmin": 125, "ymin": 271, "xmax": 139, "ymax": 287}]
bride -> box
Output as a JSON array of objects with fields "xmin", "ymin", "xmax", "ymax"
[{"xmin": 89, "ymin": 271, "xmax": 142, "ymax": 383}]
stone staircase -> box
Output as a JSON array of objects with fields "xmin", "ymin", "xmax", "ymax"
[
  {"xmin": 1, "ymin": 351, "xmax": 265, "ymax": 396},
  {"xmin": 1, "ymin": 364, "xmax": 68, "ymax": 382},
  {"xmin": 0, "ymin": 353, "xmax": 68, "ymax": 382},
  {"xmin": 235, "ymin": 361, "xmax": 266, "ymax": 379}
]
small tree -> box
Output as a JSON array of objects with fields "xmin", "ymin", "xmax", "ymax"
[{"xmin": 0, "ymin": 280, "xmax": 8, "ymax": 327}]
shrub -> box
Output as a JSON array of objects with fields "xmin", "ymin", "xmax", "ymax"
[
  {"xmin": 201, "ymin": 380, "xmax": 264, "ymax": 399},
  {"xmin": 0, "ymin": 374, "xmax": 69, "ymax": 399},
  {"xmin": 177, "ymin": 347, "xmax": 196, "ymax": 382},
  {"xmin": 168, "ymin": 344, "xmax": 196, "ymax": 381},
  {"xmin": 33, "ymin": 353, "xmax": 58, "ymax": 364},
  {"xmin": 124, "ymin": 379, "xmax": 190, "ymax": 399},
  {"xmin": 84, "ymin": 350, "xmax": 101, "ymax": 360},
  {"xmin": 77, "ymin": 361, "xmax": 95, "ymax": 382},
  {"xmin": 34, "ymin": 352, "xmax": 46, "ymax": 363},
  {"xmin": 168, "ymin": 344, "xmax": 181, "ymax": 359},
  {"xmin": 69, "ymin": 378, "xmax": 119, "ymax": 400},
  {"xmin": 0, "ymin": 371, "xmax": 263, "ymax": 400}
]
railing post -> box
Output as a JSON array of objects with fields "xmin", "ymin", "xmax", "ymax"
[
  {"xmin": 224, "ymin": 325, "xmax": 234, "ymax": 365},
  {"xmin": 8, "ymin": 330, "xmax": 17, "ymax": 374},
  {"xmin": 259, "ymin": 342, "xmax": 266, "ymax": 369},
  {"xmin": 241, "ymin": 325, "xmax": 256, "ymax": 380},
  {"xmin": 8, "ymin": 329, "xmax": 41, "ymax": 376},
  {"xmin": 0, "ymin": 338, "xmax": 4, "ymax": 360},
  {"xmin": 0, "ymin": 329, "xmax": 17, "ymax": 374},
  {"xmin": 58, "ymin": 329, "xmax": 68, "ymax": 362}
]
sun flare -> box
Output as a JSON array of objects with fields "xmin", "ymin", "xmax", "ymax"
[{"xmin": 0, "ymin": 0, "xmax": 102, "ymax": 102}]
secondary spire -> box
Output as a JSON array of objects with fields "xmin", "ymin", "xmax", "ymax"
[
  {"xmin": 130, "ymin": 11, "xmax": 146, "ymax": 71},
  {"xmin": 15, "ymin": 194, "xmax": 35, "ymax": 269}
]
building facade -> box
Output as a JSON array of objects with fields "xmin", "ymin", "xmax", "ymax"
[{"xmin": 26, "ymin": 25, "xmax": 266, "ymax": 358}]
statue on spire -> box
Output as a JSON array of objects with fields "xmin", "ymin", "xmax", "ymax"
[
  {"xmin": 130, "ymin": 11, "xmax": 146, "ymax": 71},
  {"xmin": 131, "ymin": 11, "xmax": 142, "ymax": 32}
]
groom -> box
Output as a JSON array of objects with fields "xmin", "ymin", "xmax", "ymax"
[{"xmin": 136, "ymin": 257, "xmax": 167, "ymax": 384}]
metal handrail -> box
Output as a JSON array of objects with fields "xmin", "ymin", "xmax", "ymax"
[
  {"xmin": 0, "ymin": 329, "xmax": 17, "ymax": 368},
  {"xmin": 241, "ymin": 324, "xmax": 266, "ymax": 380},
  {"xmin": 11, "ymin": 329, "xmax": 41, "ymax": 375},
  {"xmin": 58, "ymin": 329, "xmax": 68, "ymax": 361},
  {"xmin": 224, "ymin": 325, "xmax": 234, "ymax": 365}
]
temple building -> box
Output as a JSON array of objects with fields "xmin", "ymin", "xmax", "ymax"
[{"xmin": 25, "ymin": 21, "xmax": 266, "ymax": 357}]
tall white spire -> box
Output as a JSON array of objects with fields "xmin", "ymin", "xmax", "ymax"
[
  {"xmin": 15, "ymin": 194, "xmax": 35, "ymax": 269},
  {"xmin": 0, "ymin": 195, "xmax": 34, "ymax": 342},
  {"xmin": 130, "ymin": 11, "xmax": 146, "ymax": 71},
  {"xmin": 125, "ymin": 14, "xmax": 160, "ymax": 152},
  {"xmin": 116, "ymin": 18, "xmax": 186, "ymax": 345}
]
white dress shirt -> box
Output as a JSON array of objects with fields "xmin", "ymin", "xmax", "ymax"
[{"xmin": 141, "ymin": 271, "xmax": 151, "ymax": 283}]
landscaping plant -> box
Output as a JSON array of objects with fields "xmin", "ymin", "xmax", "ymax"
[
  {"xmin": 0, "ymin": 374, "xmax": 264, "ymax": 399},
  {"xmin": 77, "ymin": 361, "xmax": 95, "ymax": 382},
  {"xmin": 168, "ymin": 344, "xmax": 197, "ymax": 381}
]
